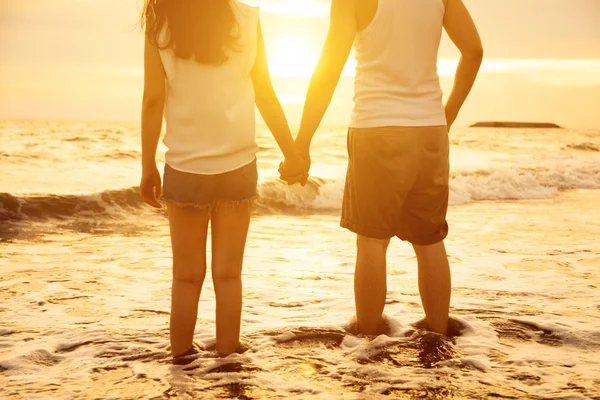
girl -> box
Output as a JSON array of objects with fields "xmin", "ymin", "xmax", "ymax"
[{"xmin": 139, "ymin": 0, "xmax": 304, "ymax": 356}]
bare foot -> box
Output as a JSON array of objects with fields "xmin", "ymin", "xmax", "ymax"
[
  {"xmin": 344, "ymin": 314, "xmax": 392, "ymax": 336},
  {"xmin": 410, "ymin": 316, "xmax": 465, "ymax": 337}
]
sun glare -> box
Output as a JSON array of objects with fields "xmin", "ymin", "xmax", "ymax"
[
  {"xmin": 268, "ymin": 34, "xmax": 319, "ymax": 78},
  {"xmin": 268, "ymin": 33, "xmax": 357, "ymax": 78},
  {"xmin": 249, "ymin": 1, "xmax": 329, "ymax": 17}
]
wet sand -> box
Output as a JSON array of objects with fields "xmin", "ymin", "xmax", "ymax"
[{"xmin": 1, "ymin": 190, "xmax": 599, "ymax": 399}]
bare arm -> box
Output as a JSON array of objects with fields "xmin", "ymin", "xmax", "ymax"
[
  {"xmin": 295, "ymin": 0, "xmax": 357, "ymax": 152},
  {"xmin": 140, "ymin": 36, "xmax": 165, "ymax": 208},
  {"xmin": 443, "ymin": 0, "xmax": 484, "ymax": 129},
  {"xmin": 141, "ymin": 36, "xmax": 166, "ymax": 169},
  {"xmin": 251, "ymin": 21, "xmax": 300, "ymax": 162}
]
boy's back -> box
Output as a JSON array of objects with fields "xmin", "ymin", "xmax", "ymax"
[{"xmin": 352, "ymin": 0, "xmax": 447, "ymax": 128}]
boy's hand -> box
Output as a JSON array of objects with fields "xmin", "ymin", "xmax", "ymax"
[
  {"xmin": 295, "ymin": 139, "xmax": 311, "ymax": 186},
  {"xmin": 445, "ymin": 106, "xmax": 458, "ymax": 132}
]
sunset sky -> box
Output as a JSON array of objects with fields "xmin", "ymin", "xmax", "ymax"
[{"xmin": 1, "ymin": 0, "xmax": 599, "ymax": 128}]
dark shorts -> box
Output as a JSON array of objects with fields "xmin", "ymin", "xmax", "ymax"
[
  {"xmin": 162, "ymin": 159, "xmax": 258, "ymax": 209},
  {"xmin": 341, "ymin": 126, "xmax": 449, "ymax": 245}
]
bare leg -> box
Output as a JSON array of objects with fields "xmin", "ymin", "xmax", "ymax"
[
  {"xmin": 354, "ymin": 235, "xmax": 390, "ymax": 335},
  {"xmin": 210, "ymin": 202, "xmax": 251, "ymax": 355},
  {"xmin": 167, "ymin": 203, "xmax": 209, "ymax": 356},
  {"xmin": 413, "ymin": 240, "xmax": 451, "ymax": 335}
]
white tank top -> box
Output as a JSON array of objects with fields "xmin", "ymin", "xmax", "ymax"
[
  {"xmin": 350, "ymin": 0, "xmax": 447, "ymax": 128},
  {"xmin": 159, "ymin": 1, "xmax": 259, "ymax": 175}
]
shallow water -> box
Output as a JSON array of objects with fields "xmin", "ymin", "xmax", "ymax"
[{"xmin": 1, "ymin": 121, "xmax": 600, "ymax": 398}]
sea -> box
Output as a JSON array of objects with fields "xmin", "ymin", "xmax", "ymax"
[{"xmin": 1, "ymin": 119, "xmax": 599, "ymax": 399}]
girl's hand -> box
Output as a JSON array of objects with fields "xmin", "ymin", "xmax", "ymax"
[{"xmin": 140, "ymin": 164, "xmax": 163, "ymax": 208}]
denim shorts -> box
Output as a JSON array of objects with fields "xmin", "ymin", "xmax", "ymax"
[{"xmin": 162, "ymin": 159, "xmax": 258, "ymax": 209}]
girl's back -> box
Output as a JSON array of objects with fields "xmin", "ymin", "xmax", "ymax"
[
  {"xmin": 140, "ymin": 0, "xmax": 304, "ymax": 357},
  {"xmin": 155, "ymin": 1, "xmax": 259, "ymax": 175}
]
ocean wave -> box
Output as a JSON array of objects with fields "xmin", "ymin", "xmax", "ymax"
[
  {"xmin": 1, "ymin": 165, "xmax": 599, "ymax": 222},
  {"xmin": 0, "ymin": 188, "xmax": 142, "ymax": 222},
  {"xmin": 258, "ymin": 163, "xmax": 600, "ymax": 210},
  {"xmin": 449, "ymin": 164, "xmax": 600, "ymax": 204},
  {"xmin": 564, "ymin": 143, "xmax": 600, "ymax": 152}
]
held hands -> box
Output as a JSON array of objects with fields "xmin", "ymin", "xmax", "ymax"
[
  {"xmin": 279, "ymin": 140, "xmax": 311, "ymax": 186},
  {"xmin": 140, "ymin": 164, "xmax": 163, "ymax": 208},
  {"xmin": 279, "ymin": 154, "xmax": 307, "ymax": 186}
]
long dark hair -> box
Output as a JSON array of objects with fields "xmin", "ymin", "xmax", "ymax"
[{"xmin": 142, "ymin": 0, "xmax": 239, "ymax": 65}]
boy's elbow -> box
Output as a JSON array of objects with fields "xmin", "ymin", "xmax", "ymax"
[{"xmin": 466, "ymin": 44, "xmax": 484, "ymax": 61}]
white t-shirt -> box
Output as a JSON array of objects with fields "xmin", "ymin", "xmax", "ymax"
[{"xmin": 159, "ymin": 1, "xmax": 259, "ymax": 175}]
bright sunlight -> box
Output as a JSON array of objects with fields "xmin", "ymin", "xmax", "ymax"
[
  {"xmin": 268, "ymin": 33, "xmax": 319, "ymax": 77},
  {"xmin": 267, "ymin": 33, "xmax": 358, "ymax": 78}
]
